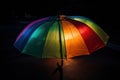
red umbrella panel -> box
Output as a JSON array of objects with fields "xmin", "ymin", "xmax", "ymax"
[{"xmin": 14, "ymin": 15, "xmax": 109, "ymax": 59}]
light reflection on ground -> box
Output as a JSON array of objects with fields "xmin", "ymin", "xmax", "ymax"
[{"xmin": 6, "ymin": 54, "xmax": 120, "ymax": 80}]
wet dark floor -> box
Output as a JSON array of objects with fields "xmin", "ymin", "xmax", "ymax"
[{"xmin": 3, "ymin": 48, "xmax": 120, "ymax": 80}]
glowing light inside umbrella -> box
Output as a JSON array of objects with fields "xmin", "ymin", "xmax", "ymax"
[{"xmin": 14, "ymin": 15, "xmax": 109, "ymax": 59}]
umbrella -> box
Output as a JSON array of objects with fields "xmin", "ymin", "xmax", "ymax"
[{"xmin": 14, "ymin": 15, "xmax": 109, "ymax": 59}]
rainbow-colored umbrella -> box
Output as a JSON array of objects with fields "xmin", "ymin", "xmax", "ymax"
[{"xmin": 14, "ymin": 15, "xmax": 109, "ymax": 59}]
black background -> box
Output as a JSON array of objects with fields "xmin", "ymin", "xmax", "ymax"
[{"xmin": 1, "ymin": 0, "xmax": 120, "ymax": 80}]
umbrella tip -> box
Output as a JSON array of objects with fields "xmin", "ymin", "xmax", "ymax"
[{"xmin": 59, "ymin": 15, "xmax": 66, "ymax": 20}]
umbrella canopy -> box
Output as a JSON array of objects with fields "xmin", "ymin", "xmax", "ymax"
[{"xmin": 14, "ymin": 15, "xmax": 109, "ymax": 59}]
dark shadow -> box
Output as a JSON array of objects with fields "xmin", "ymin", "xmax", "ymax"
[{"xmin": 51, "ymin": 59, "xmax": 63, "ymax": 80}]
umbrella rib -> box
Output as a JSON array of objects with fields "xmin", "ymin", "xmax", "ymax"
[
  {"xmin": 59, "ymin": 15, "xmax": 67, "ymax": 59},
  {"xmin": 57, "ymin": 16, "xmax": 63, "ymax": 59}
]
